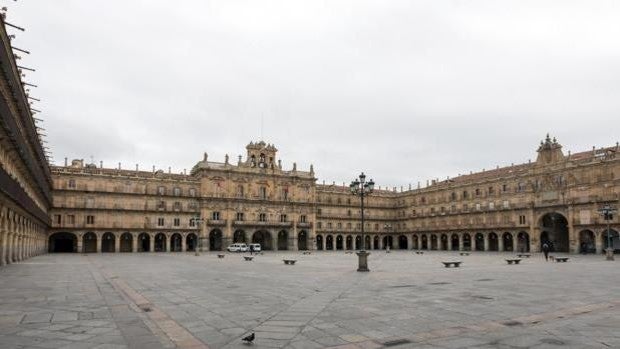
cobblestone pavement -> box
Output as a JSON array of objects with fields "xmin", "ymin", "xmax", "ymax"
[{"xmin": 1, "ymin": 251, "xmax": 619, "ymax": 349}]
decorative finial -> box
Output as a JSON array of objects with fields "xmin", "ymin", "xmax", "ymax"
[
  {"xmin": 225, "ymin": 154, "xmax": 229, "ymax": 164},
  {"xmin": 292, "ymin": 162, "xmax": 297, "ymax": 171},
  {"xmin": 203, "ymin": 152, "xmax": 208, "ymax": 162},
  {"xmin": 310, "ymin": 164, "xmax": 314, "ymax": 174}
]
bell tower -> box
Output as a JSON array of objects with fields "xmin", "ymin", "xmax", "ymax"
[
  {"xmin": 536, "ymin": 134, "xmax": 565, "ymax": 165},
  {"xmin": 245, "ymin": 141, "xmax": 278, "ymax": 169}
]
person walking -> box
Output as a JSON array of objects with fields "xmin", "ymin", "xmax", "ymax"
[{"xmin": 542, "ymin": 242, "xmax": 550, "ymax": 261}]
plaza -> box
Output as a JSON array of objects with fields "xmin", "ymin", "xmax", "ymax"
[{"xmin": 1, "ymin": 251, "xmax": 619, "ymax": 349}]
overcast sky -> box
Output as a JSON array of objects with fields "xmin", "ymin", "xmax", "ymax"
[{"xmin": 9, "ymin": 1, "xmax": 620, "ymax": 189}]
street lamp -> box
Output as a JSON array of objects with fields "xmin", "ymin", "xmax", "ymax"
[
  {"xmin": 190, "ymin": 215, "xmax": 205, "ymax": 256},
  {"xmin": 384, "ymin": 224, "xmax": 393, "ymax": 252},
  {"xmin": 350, "ymin": 172, "xmax": 375, "ymax": 272},
  {"xmin": 598, "ymin": 204, "xmax": 617, "ymax": 261}
]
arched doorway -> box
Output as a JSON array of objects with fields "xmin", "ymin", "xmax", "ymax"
[
  {"xmin": 186, "ymin": 233, "xmax": 197, "ymax": 252},
  {"xmin": 517, "ymin": 231, "xmax": 530, "ymax": 252},
  {"xmin": 451, "ymin": 234, "xmax": 459, "ymax": 251},
  {"xmin": 440, "ymin": 234, "xmax": 448, "ymax": 250},
  {"xmin": 475, "ymin": 233, "xmax": 484, "ymax": 251},
  {"xmin": 430, "ymin": 235, "xmax": 438, "ymax": 250},
  {"xmin": 120, "ymin": 233, "xmax": 133, "ymax": 252},
  {"xmin": 398, "ymin": 235, "xmax": 408, "ymax": 249},
  {"xmin": 463, "ymin": 233, "xmax": 471, "ymax": 251},
  {"xmin": 578, "ymin": 230, "xmax": 595, "ymax": 253},
  {"xmin": 210, "ymin": 230, "xmax": 223, "ymax": 251},
  {"xmin": 502, "ymin": 232, "xmax": 513, "ymax": 252},
  {"xmin": 170, "ymin": 233, "xmax": 182, "ymax": 252},
  {"xmin": 602, "ymin": 229, "xmax": 619, "ymax": 252},
  {"xmin": 336, "ymin": 235, "xmax": 344, "ymax": 250},
  {"xmin": 383, "ymin": 236, "xmax": 393, "ymax": 249},
  {"xmin": 540, "ymin": 212, "xmax": 569, "ymax": 252},
  {"xmin": 421, "ymin": 235, "xmax": 428, "ymax": 249},
  {"xmin": 355, "ymin": 235, "xmax": 361, "ymax": 250},
  {"xmin": 488, "ymin": 233, "xmax": 498, "ymax": 251},
  {"xmin": 233, "ymin": 230, "xmax": 246, "ymax": 243},
  {"xmin": 252, "ymin": 230, "xmax": 272, "ymax": 250},
  {"xmin": 316, "ymin": 235, "xmax": 323, "ymax": 250},
  {"xmin": 155, "ymin": 233, "xmax": 166, "ymax": 252},
  {"xmin": 101, "ymin": 232, "xmax": 115, "ymax": 252},
  {"xmin": 48, "ymin": 232, "xmax": 77, "ymax": 253},
  {"xmin": 412, "ymin": 235, "xmax": 419, "ymax": 249},
  {"xmin": 346, "ymin": 236, "xmax": 353, "ymax": 250},
  {"xmin": 298, "ymin": 231, "xmax": 308, "ymax": 250},
  {"xmin": 278, "ymin": 230, "xmax": 288, "ymax": 250},
  {"xmin": 138, "ymin": 233, "xmax": 150, "ymax": 252},
  {"xmin": 325, "ymin": 235, "xmax": 334, "ymax": 250},
  {"xmin": 373, "ymin": 236, "xmax": 379, "ymax": 249},
  {"xmin": 83, "ymin": 232, "xmax": 97, "ymax": 253}
]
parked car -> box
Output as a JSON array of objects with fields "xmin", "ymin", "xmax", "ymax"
[
  {"xmin": 248, "ymin": 243, "xmax": 261, "ymax": 252},
  {"xmin": 227, "ymin": 243, "xmax": 248, "ymax": 252}
]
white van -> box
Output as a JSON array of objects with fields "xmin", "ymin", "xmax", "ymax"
[
  {"xmin": 227, "ymin": 243, "xmax": 248, "ymax": 252},
  {"xmin": 248, "ymin": 243, "xmax": 261, "ymax": 252}
]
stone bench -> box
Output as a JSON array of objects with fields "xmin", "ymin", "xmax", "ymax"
[
  {"xmin": 505, "ymin": 259, "xmax": 521, "ymax": 265},
  {"xmin": 217, "ymin": 254, "xmax": 225, "ymax": 259},
  {"xmin": 243, "ymin": 256, "xmax": 254, "ymax": 261},
  {"xmin": 517, "ymin": 254, "xmax": 531, "ymax": 258},
  {"xmin": 460, "ymin": 252, "xmax": 470, "ymax": 256},
  {"xmin": 283, "ymin": 259, "xmax": 297, "ymax": 265},
  {"xmin": 555, "ymin": 257, "xmax": 569, "ymax": 263},
  {"xmin": 442, "ymin": 261, "xmax": 462, "ymax": 268}
]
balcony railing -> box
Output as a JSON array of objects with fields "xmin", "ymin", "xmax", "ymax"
[{"xmin": 207, "ymin": 219, "xmax": 227, "ymax": 226}]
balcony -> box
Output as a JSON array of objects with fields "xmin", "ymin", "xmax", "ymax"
[
  {"xmin": 296, "ymin": 222, "xmax": 313, "ymax": 229},
  {"xmin": 207, "ymin": 219, "xmax": 227, "ymax": 226},
  {"xmin": 232, "ymin": 220, "xmax": 293, "ymax": 228}
]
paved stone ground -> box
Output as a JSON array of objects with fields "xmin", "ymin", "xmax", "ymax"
[{"xmin": 1, "ymin": 251, "xmax": 619, "ymax": 349}]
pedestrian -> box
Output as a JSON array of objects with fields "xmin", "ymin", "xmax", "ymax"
[
  {"xmin": 542, "ymin": 242, "xmax": 550, "ymax": 261},
  {"xmin": 249, "ymin": 244, "xmax": 254, "ymax": 255}
]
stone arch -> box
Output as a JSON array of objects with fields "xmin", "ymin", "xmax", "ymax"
[
  {"xmin": 155, "ymin": 233, "xmax": 167, "ymax": 252},
  {"xmin": 474, "ymin": 233, "xmax": 484, "ymax": 251},
  {"xmin": 365, "ymin": 235, "xmax": 371, "ymax": 250},
  {"xmin": 345, "ymin": 235, "xmax": 353, "ymax": 250},
  {"xmin": 430, "ymin": 234, "xmax": 438, "ymax": 250},
  {"xmin": 488, "ymin": 232, "xmax": 499, "ymax": 251},
  {"xmin": 233, "ymin": 230, "xmax": 246, "ymax": 243},
  {"xmin": 335, "ymin": 234, "xmax": 344, "ymax": 250},
  {"xmin": 373, "ymin": 235, "xmax": 379, "ymax": 249},
  {"xmin": 48, "ymin": 232, "xmax": 77, "ymax": 253},
  {"xmin": 398, "ymin": 235, "xmax": 408, "ymax": 249},
  {"xmin": 120, "ymin": 232, "xmax": 133, "ymax": 252},
  {"xmin": 83, "ymin": 232, "xmax": 97, "ymax": 253},
  {"xmin": 101, "ymin": 232, "xmax": 115, "ymax": 252},
  {"xmin": 578, "ymin": 230, "xmax": 595, "ymax": 254},
  {"xmin": 517, "ymin": 231, "xmax": 530, "ymax": 252},
  {"xmin": 138, "ymin": 233, "xmax": 151, "ymax": 252},
  {"xmin": 298, "ymin": 230, "xmax": 308, "ymax": 250},
  {"xmin": 186, "ymin": 233, "xmax": 198, "ymax": 252},
  {"xmin": 502, "ymin": 232, "xmax": 513, "ymax": 252},
  {"xmin": 450, "ymin": 234, "xmax": 459, "ymax": 251},
  {"xmin": 440, "ymin": 234, "xmax": 448, "ymax": 250},
  {"xmin": 421, "ymin": 235, "xmax": 428, "ymax": 249},
  {"xmin": 325, "ymin": 235, "xmax": 334, "ymax": 250},
  {"xmin": 382, "ymin": 235, "xmax": 393, "ymax": 249},
  {"xmin": 210, "ymin": 230, "xmax": 223, "ymax": 251},
  {"xmin": 278, "ymin": 230, "xmax": 288, "ymax": 250},
  {"xmin": 539, "ymin": 212, "xmax": 569, "ymax": 252},
  {"xmin": 412, "ymin": 235, "xmax": 419, "ymax": 250},
  {"xmin": 355, "ymin": 235, "xmax": 361, "ymax": 250},
  {"xmin": 252, "ymin": 230, "xmax": 272, "ymax": 250},
  {"xmin": 170, "ymin": 233, "xmax": 183, "ymax": 252},
  {"xmin": 316, "ymin": 234, "xmax": 323, "ymax": 250}
]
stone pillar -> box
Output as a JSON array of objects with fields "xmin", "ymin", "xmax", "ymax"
[
  {"xmin": 512, "ymin": 233, "xmax": 518, "ymax": 253},
  {"xmin": 96, "ymin": 235, "xmax": 102, "ymax": 253},
  {"xmin": 149, "ymin": 234, "xmax": 155, "ymax": 252},
  {"xmin": 595, "ymin": 231, "xmax": 603, "ymax": 254},
  {"xmin": 498, "ymin": 235, "xmax": 504, "ymax": 252},
  {"xmin": 458, "ymin": 234, "xmax": 464, "ymax": 251},
  {"xmin": 10, "ymin": 233, "xmax": 17, "ymax": 262},
  {"xmin": 181, "ymin": 235, "xmax": 187, "ymax": 252},
  {"xmin": 321, "ymin": 236, "xmax": 326, "ymax": 250},
  {"xmin": 132, "ymin": 234, "xmax": 138, "ymax": 252},
  {"xmin": 483, "ymin": 233, "xmax": 489, "ymax": 251},
  {"xmin": 77, "ymin": 233, "xmax": 83, "ymax": 253},
  {"xmin": 114, "ymin": 235, "xmax": 121, "ymax": 253},
  {"xmin": 165, "ymin": 234, "xmax": 170, "ymax": 252},
  {"xmin": 378, "ymin": 235, "xmax": 384, "ymax": 250},
  {"xmin": 0, "ymin": 230, "xmax": 6, "ymax": 266},
  {"xmin": 290, "ymin": 224, "xmax": 298, "ymax": 251}
]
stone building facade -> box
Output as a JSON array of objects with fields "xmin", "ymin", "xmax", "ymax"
[
  {"xmin": 48, "ymin": 136, "xmax": 619, "ymax": 255},
  {"xmin": 0, "ymin": 16, "xmax": 51, "ymax": 266}
]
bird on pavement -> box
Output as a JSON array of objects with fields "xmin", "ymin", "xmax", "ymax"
[{"xmin": 242, "ymin": 332, "xmax": 255, "ymax": 344}]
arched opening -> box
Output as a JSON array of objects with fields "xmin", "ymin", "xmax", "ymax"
[
  {"xmin": 298, "ymin": 231, "xmax": 308, "ymax": 250},
  {"xmin": 475, "ymin": 233, "xmax": 484, "ymax": 251},
  {"xmin": 539, "ymin": 212, "xmax": 569, "ymax": 252},
  {"xmin": 316, "ymin": 235, "xmax": 323, "ymax": 250},
  {"xmin": 155, "ymin": 233, "xmax": 166, "ymax": 252},
  {"xmin": 488, "ymin": 233, "xmax": 498, "ymax": 251},
  {"xmin": 252, "ymin": 230, "xmax": 272, "ymax": 250},
  {"xmin": 602, "ymin": 228, "xmax": 619, "ymax": 252},
  {"xmin": 83, "ymin": 232, "xmax": 97, "ymax": 253},
  {"xmin": 451, "ymin": 234, "xmax": 459, "ymax": 251},
  {"xmin": 365, "ymin": 235, "xmax": 371, "ymax": 250},
  {"xmin": 373, "ymin": 236, "xmax": 379, "ymax": 249},
  {"xmin": 278, "ymin": 230, "xmax": 288, "ymax": 250},
  {"xmin": 101, "ymin": 232, "xmax": 115, "ymax": 252},
  {"xmin": 517, "ymin": 231, "xmax": 530, "ymax": 252},
  {"xmin": 430, "ymin": 235, "xmax": 438, "ymax": 250},
  {"xmin": 138, "ymin": 233, "xmax": 150, "ymax": 252},
  {"xmin": 463, "ymin": 233, "xmax": 471, "ymax": 251},
  {"xmin": 186, "ymin": 233, "xmax": 197, "ymax": 252},
  {"xmin": 336, "ymin": 235, "xmax": 344, "ymax": 250},
  {"xmin": 120, "ymin": 233, "xmax": 133, "ymax": 252},
  {"xmin": 209, "ymin": 230, "xmax": 223, "ymax": 251},
  {"xmin": 421, "ymin": 235, "xmax": 428, "ymax": 249},
  {"xmin": 170, "ymin": 233, "xmax": 182, "ymax": 252},
  {"xmin": 398, "ymin": 235, "xmax": 408, "ymax": 249},
  {"xmin": 48, "ymin": 232, "xmax": 77, "ymax": 253},
  {"xmin": 440, "ymin": 234, "xmax": 448, "ymax": 250},
  {"xmin": 233, "ymin": 230, "xmax": 246, "ymax": 243},
  {"xmin": 355, "ymin": 235, "xmax": 361, "ymax": 250},
  {"xmin": 578, "ymin": 230, "xmax": 595, "ymax": 254},
  {"xmin": 383, "ymin": 236, "xmax": 393, "ymax": 249},
  {"xmin": 325, "ymin": 235, "xmax": 334, "ymax": 250},
  {"xmin": 502, "ymin": 232, "xmax": 513, "ymax": 252},
  {"xmin": 346, "ymin": 236, "xmax": 353, "ymax": 250},
  {"xmin": 412, "ymin": 235, "xmax": 419, "ymax": 249}
]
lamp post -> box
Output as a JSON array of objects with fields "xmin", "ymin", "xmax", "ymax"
[
  {"xmin": 384, "ymin": 224, "xmax": 393, "ymax": 252},
  {"xmin": 598, "ymin": 204, "xmax": 617, "ymax": 261},
  {"xmin": 349, "ymin": 172, "xmax": 375, "ymax": 272},
  {"xmin": 190, "ymin": 215, "xmax": 204, "ymax": 256}
]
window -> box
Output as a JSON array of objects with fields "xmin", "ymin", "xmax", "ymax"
[
  {"xmin": 280, "ymin": 214, "xmax": 287, "ymax": 222},
  {"xmin": 488, "ymin": 186, "xmax": 494, "ymax": 195},
  {"xmin": 347, "ymin": 222, "xmax": 352, "ymax": 228},
  {"xmin": 317, "ymin": 208, "xmax": 322, "ymax": 215},
  {"xmin": 374, "ymin": 223, "xmax": 379, "ymax": 230},
  {"xmin": 451, "ymin": 192, "xmax": 457, "ymax": 201},
  {"xmin": 236, "ymin": 212, "xmax": 244, "ymax": 221},
  {"xmin": 189, "ymin": 218, "xmax": 196, "ymax": 227},
  {"xmin": 237, "ymin": 185, "xmax": 244, "ymax": 198},
  {"xmin": 157, "ymin": 186, "xmax": 166, "ymax": 195},
  {"xmin": 337, "ymin": 197, "xmax": 341, "ymax": 204},
  {"xmin": 347, "ymin": 210, "xmax": 351, "ymax": 217},
  {"xmin": 281, "ymin": 188, "xmax": 289, "ymax": 201},
  {"xmin": 475, "ymin": 188, "xmax": 481, "ymax": 196},
  {"xmin": 475, "ymin": 203, "xmax": 481, "ymax": 211},
  {"xmin": 347, "ymin": 198, "xmax": 351, "ymax": 204},
  {"xmin": 54, "ymin": 214, "xmax": 61, "ymax": 224},
  {"xmin": 174, "ymin": 218, "xmax": 180, "ymax": 227},
  {"xmin": 412, "ymin": 209, "xmax": 417, "ymax": 216},
  {"xmin": 67, "ymin": 215, "xmax": 75, "ymax": 224},
  {"xmin": 189, "ymin": 188, "xmax": 196, "ymax": 197},
  {"xmin": 188, "ymin": 202, "xmax": 198, "ymax": 210},
  {"xmin": 157, "ymin": 201, "xmax": 165, "ymax": 210},
  {"xmin": 212, "ymin": 211, "xmax": 220, "ymax": 220},
  {"xmin": 489, "ymin": 202, "xmax": 495, "ymax": 210},
  {"xmin": 440, "ymin": 206, "xmax": 445, "ymax": 213},
  {"xmin": 300, "ymin": 215, "xmax": 306, "ymax": 223},
  {"xmin": 259, "ymin": 186, "xmax": 267, "ymax": 199},
  {"xmin": 421, "ymin": 196, "xmax": 426, "ymax": 204},
  {"xmin": 173, "ymin": 202, "xmax": 181, "ymax": 211},
  {"xmin": 259, "ymin": 213, "xmax": 267, "ymax": 222},
  {"xmin": 337, "ymin": 222, "xmax": 342, "ymax": 229},
  {"xmin": 519, "ymin": 215, "xmax": 527, "ymax": 224},
  {"xmin": 463, "ymin": 191, "xmax": 468, "ymax": 199},
  {"xmin": 68, "ymin": 179, "xmax": 76, "ymax": 188},
  {"xmin": 462, "ymin": 204, "xmax": 468, "ymax": 211},
  {"xmin": 503, "ymin": 200, "xmax": 510, "ymax": 209},
  {"xmin": 173, "ymin": 187, "xmax": 181, "ymax": 196},
  {"xmin": 157, "ymin": 217, "xmax": 164, "ymax": 226},
  {"xmin": 430, "ymin": 207, "xmax": 436, "ymax": 214},
  {"xmin": 327, "ymin": 222, "xmax": 332, "ymax": 229},
  {"xmin": 317, "ymin": 222, "xmax": 322, "ymax": 229},
  {"xmin": 451, "ymin": 205, "xmax": 456, "ymax": 212},
  {"xmin": 86, "ymin": 215, "xmax": 95, "ymax": 224},
  {"xmin": 517, "ymin": 182, "xmax": 525, "ymax": 192},
  {"xmin": 502, "ymin": 184, "xmax": 508, "ymax": 192}
]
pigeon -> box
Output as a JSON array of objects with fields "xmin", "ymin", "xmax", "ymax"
[{"xmin": 242, "ymin": 332, "xmax": 255, "ymax": 344}]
